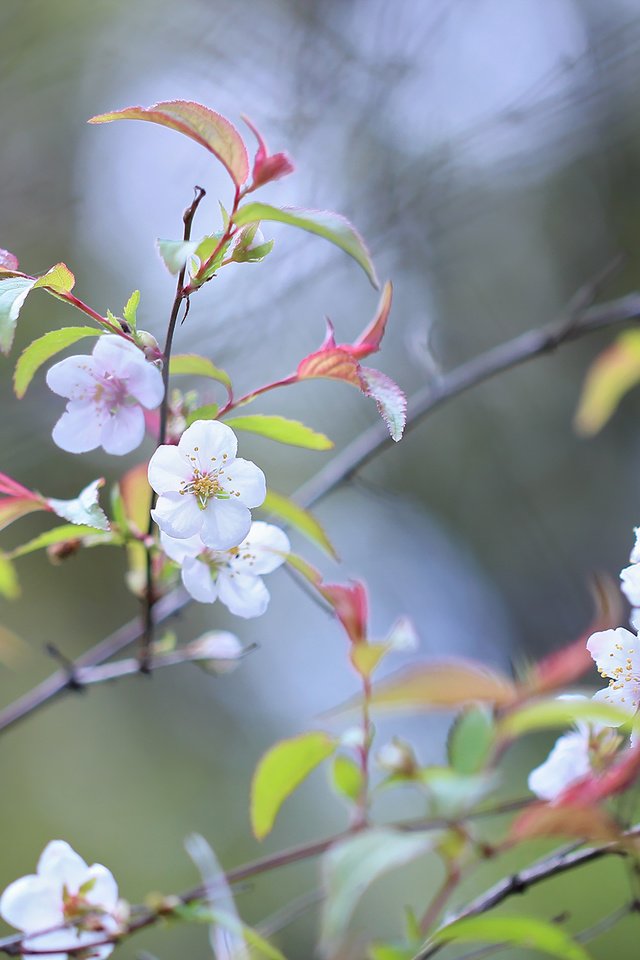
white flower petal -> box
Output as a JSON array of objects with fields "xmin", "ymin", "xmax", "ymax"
[
  {"xmin": 92, "ymin": 334, "xmax": 143, "ymax": 371},
  {"xmin": 100, "ymin": 405, "xmax": 145, "ymax": 456},
  {"xmin": 178, "ymin": 420, "xmax": 237, "ymax": 474},
  {"xmin": 234, "ymin": 522, "xmax": 289, "ymax": 575},
  {"xmin": 631, "ymin": 527, "xmax": 640, "ymax": 564},
  {"xmin": 51, "ymin": 401, "xmax": 104, "ymax": 454},
  {"xmin": 586, "ymin": 627, "xmax": 640, "ymax": 679},
  {"xmin": 148, "ymin": 444, "xmax": 191, "ymax": 493},
  {"xmin": 83, "ymin": 865, "xmax": 118, "ymax": 912},
  {"xmin": 46, "ymin": 356, "xmax": 98, "ymax": 400},
  {"xmin": 182, "ymin": 558, "xmax": 218, "ymax": 603},
  {"xmin": 621, "ymin": 564, "xmax": 640, "ymax": 607},
  {"xmin": 24, "ymin": 928, "xmax": 114, "ymax": 960},
  {"xmin": 160, "ymin": 531, "xmax": 204, "ymax": 564},
  {"xmin": 222, "ymin": 458, "xmax": 266, "ymax": 508},
  {"xmin": 592, "ymin": 682, "xmax": 640, "ymax": 717},
  {"xmin": 528, "ymin": 731, "xmax": 591, "ymax": 801},
  {"xmin": 37, "ymin": 840, "xmax": 88, "ymax": 890},
  {"xmin": 218, "ymin": 571, "xmax": 270, "ymax": 618},
  {"xmin": 0, "ymin": 875, "xmax": 62, "ymax": 932},
  {"xmin": 201, "ymin": 500, "xmax": 251, "ymax": 550},
  {"xmin": 125, "ymin": 359, "xmax": 164, "ymax": 408},
  {"xmin": 151, "ymin": 492, "xmax": 203, "ymax": 539}
]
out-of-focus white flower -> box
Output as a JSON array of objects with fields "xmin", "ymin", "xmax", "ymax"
[
  {"xmin": 148, "ymin": 420, "xmax": 266, "ymax": 550},
  {"xmin": 161, "ymin": 520, "xmax": 289, "ymax": 618},
  {"xmin": 0, "ymin": 840, "xmax": 120, "ymax": 960},
  {"xmin": 587, "ymin": 627, "xmax": 640, "ymax": 716},
  {"xmin": 620, "ymin": 564, "xmax": 640, "ymax": 607},
  {"xmin": 46, "ymin": 335, "xmax": 163, "ymax": 455},
  {"xmin": 528, "ymin": 696, "xmax": 621, "ymax": 801},
  {"xmin": 185, "ymin": 631, "xmax": 245, "ymax": 674}
]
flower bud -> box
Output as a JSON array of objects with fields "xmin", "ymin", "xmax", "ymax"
[
  {"xmin": 376, "ymin": 738, "xmax": 418, "ymax": 778},
  {"xmin": 186, "ymin": 631, "xmax": 244, "ymax": 675},
  {"xmin": 135, "ymin": 329, "xmax": 162, "ymax": 362}
]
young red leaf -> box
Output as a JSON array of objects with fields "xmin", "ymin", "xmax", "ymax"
[
  {"xmin": 510, "ymin": 801, "xmax": 621, "ymax": 844},
  {"xmin": 89, "ymin": 100, "xmax": 250, "ymax": 188},
  {"xmin": 119, "ymin": 463, "xmax": 152, "ymax": 534},
  {"xmin": 242, "ymin": 115, "xmax": 294, "ymax": 191},
  {"xmin": 350, "ymin": 281, "xmax": 393, "ymax": 359},
  {"xmin": 556, "ymin": 742, "xmax": 640, "ymax": 806},
  {"xmin": 320, "ymin": 581, "xmax": 368, "ymax": 646}
]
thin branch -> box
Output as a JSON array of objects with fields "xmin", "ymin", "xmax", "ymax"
[{"xmin": 2, "ymin": 282, "xmax": 640, "ymax": 733}]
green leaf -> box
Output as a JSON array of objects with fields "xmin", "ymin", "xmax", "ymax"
[
  {"xmin": 224, "ymin": 414, "xmax": 333, "ymax": 450},
  {"xmin": 170, "ymin": 353, "xmax": 232, "ymax": 400},
  {"xmin": 575, "ymin": 329, "xmax": 640, "ymax": 435},
  {"xmin": 368, "ymin": 945, "xmax": 415, "ymax": 960},
  {"xmin": 8, "ymin": 524, "xmax": 113, "ymax": 560},
  {"xmin": 47, "ymin": 479, "xmax": 110, "ymax": 531},
  {"xmin": 118, "ymin": 463, "xmax": 152, "ymax": 533},
  {"xmin": 0, "ymin": 277, "xmax": 35, "ymax": 354},
  {"xmin": 13, "ymin": 327, "xmax": 103, "ymax": 398},
  {"xmin": 261, "ymin": 489, "xmax": 337, "ymax": 559},
  {"xmin": 123, "ymin": 290, "xmax": 140, "ymax": 329},
  {"xmin": 447, "ymin": 706, "xmax": 495, "ymax": 774},
  {"xmin": 156, "ymin": 238, "xmax": 200, "ymax": 275},
  {"xmin": 251, "ymin": 730, "xmax": 337, "ymax": 839},
  {"xmin": 360, "ymin": 366, "xmax": 406, "ymax": 442},
  {"xmin": 32, "ymin": 262, "xmax": 75, "ymax": 293},
  {"xmin": 420, "ymin": 767, "xmax": 497, "ymax": 817},
  {"xmin": 499, "ymin": 697, "xmax": 638, "ymax": 739},
  {"xmin": 0, "ymin": 555, "xmax": 19, "ymax": 599},
  {"xmin": 331, "ymin": 754, "xmax": 363, "ymax": 804},
  {"xmin": 233, "ymin": 203, "xmax": 380, "ymax": 288},
  {"xmin": 429, "ymin": 915, "xmax": 592, "ymax": 960},
  {"xmin": 320, "ymin": 829, "xmax": 432, "ymax": 956},
  {"xmin": 186, "ymin": 403, "xmax": 219, "ymax": 427},
  {"xmin": 89, "ymin": 100, "xmax": 250, "ymax": 187}
]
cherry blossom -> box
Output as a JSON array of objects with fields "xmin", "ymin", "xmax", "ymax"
[
  {"xmin": 587, "ymin": 626, "xmax": 640, "ymax": 716},
  {"xmin": 160, "ymin": 520, "xmax": 289, "ymax": 617},
  {"xmin": 0, "ymin": 840, "xmax": 120, "ymax": 960},
  {"xmin": 528, "ymin": 697, "xmax": 621, "ymax": 801},
  {"xmin": 148, "ymin": 420, "xmax": 266, "ymax": 550},
  {"xmin": 46, "ymin": 335, "xmax": 163, "ymax": 455}
]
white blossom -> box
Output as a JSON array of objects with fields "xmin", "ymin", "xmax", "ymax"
[
  {"xmin": 46, "ymin": 335, "xmax": 163, "ymax": 455},
  {"xmin": 186, "ymin": 631, "xmax": 245, "ymax": 674},
  {"xmin": 630, "ymin": 527, "xmax": 640, "ymax": 564},
  {"xmin": 587, "ymin": 626, "xmax": 640, "ymax": 716},
  {"xmin": 148, "ymin": 420, "xmax": 266, "ymax": 550},
  {"xmin": 161, "ymin": 520, "xmax": 289, "ymax": 618},
  {"xmin": 0, "ymin": 840, "xmax": 120, "ymax": 960}
]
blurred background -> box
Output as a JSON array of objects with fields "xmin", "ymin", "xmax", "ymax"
[{"xmin": 2, "ymin": 0, "xmax": 640, "ymax": 956}]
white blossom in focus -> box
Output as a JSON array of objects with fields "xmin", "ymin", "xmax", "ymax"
[
  {"xmin": 620, "ymin": 563, "xmax": 640, "ymax": 608},
  {"xmin": 148, "ymin": 420, "xmax": 266, "ymax": 550},
  {"xmin": 0, "ymin": 840, "xmax": 120, "ymax": 960},
  {"xmin": 46, "ymin": 335, "xmax": 163, "ymax": 455},
  {"xmin": 161, "ymin": 520, "xmax": 289, "ymax": 617},
  {"xmin": 630, "ymin": 527, "xmax": 640, "ymax": 564},
  {"xmin": 587, "ymin": 627, "xmax": 640, "ymax": 717}
]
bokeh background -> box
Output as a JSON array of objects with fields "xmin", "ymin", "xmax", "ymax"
[{"xmin": 2, "ymin": 0, "xmax": 640, "ymax": 956}]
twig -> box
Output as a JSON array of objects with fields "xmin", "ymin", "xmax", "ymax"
[{"xmin": 2, "ymin": 282, "xmax": 640, "ymax": 733}]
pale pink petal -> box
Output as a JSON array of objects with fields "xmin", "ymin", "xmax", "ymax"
[
  {"xmin": 218, "ymin": 571, "xmax": 269, "ymax": 618},
  {"xmin": 100, "ymin": 405, "xmax": 145, "ymax": 456},
  {"xmin": 528, "ymin": 731, "xmax": 591, "ymax": 801},
  {"xmin": 83, "ymin": 865, "xmax": 118, "ymax": 912},
  {"xmin": 46, "ymin": 356, "xmax": 99, "ymax": 400},
  {"xmin": 200, "ymin": 500, "xmax": 251, "ymax": 550},
  {"xmin": 160, "ymin": 531, "xmax": 204, "ymax": 564},
  {"xmin": 586, "ymin": 627, "xmax": 640, "ymax": 679},
  {"xmin": 24, "ymin": 927, "xmax": 114, "ymax": 960},
  {"xmin": 178, "ymin": 420, "xmax": 237, "ymax": 474},
  {"xmin": 221, "ymin": 458, "xmax": 266, "ymax": 508},
  {"xmin": 125, "ymin": 359, "xmax": 164, "ymax": 408},
  {"xmin": 38, "ymin": 841, "xmax": 88, "ymax": 891},
  {"xmin": 182, "ymin": 558, "xmax": 218, "ymax": 603},
  {"xmin": 0, "ymin": 875, "xmax": 62, "ymax": 931},
  {"xmin": 92, "ymin": 334, "xmax": 144, "ymax": 372},
  {"xmin": 151, "ymin": 492, "xmax": 203, "ymax": 539},
  {"xmin": 51, "ymin": 401, "xmax": 104, "ymax": 453},
  {"xmin": 621, "ymin": 565, "xmax": 640, "ymax": 607},
  {"xmin": 148, "ymin": 445, "xmax": 192, "ymax": 493},
  {"xmin": 233, "ymin": 522, "xmax": 289, "ymax": 575},
  {"xmin": 593, "ymin": 682, "xmax": 640, "ymax": 717}
]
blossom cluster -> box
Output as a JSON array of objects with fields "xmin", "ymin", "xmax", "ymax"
[{"xmin": 528, "ymin": 529, "xmax": 640, "ymax": 800}]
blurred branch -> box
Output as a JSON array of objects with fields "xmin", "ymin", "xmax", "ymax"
[{"xmin": 1, "ymin": 273, "xmax": 639, "ymax": 735}]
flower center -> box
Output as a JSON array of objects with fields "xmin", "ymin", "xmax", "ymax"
[{"xmin": 181, "ymin": 469, "xmax": 225, "ymax": 509}]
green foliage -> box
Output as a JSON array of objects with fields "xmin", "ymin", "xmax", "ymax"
[
  {"xmin": 8, "ymin": 524, "xmax": 114, "ymax": 559},
  {"xmin": 447, "ymin": 706, "xmax": 495, "ymax": 774},
  {"xmin": 32, "ymin": 262, "xmax": 75, "ymax": 293},
  {"xmin": 320, "ymin": 829, "xmax": 432, "ymax": 956},
  {"xmin": 224, "ymin": 414, "xmax": 333, "ymax": 450},
  {"xmin": 123, "ymin": 289, "xmax": 140, "ymax": 329},
  {"xmin": 575, "ymin": 329, "xmax": 640, "ymax": 435},
  {"xmin": 359, "ymin": 367, "xmax": 406, "ymax": 442},
  {"xmin": 250, "ymin": 730, "xmax": 337, "ymax": 839},
  {"xmin": 47, "ymin": 479, "xmax": 110, "ymax": 531},
  {"xmin": 499, "ymin": 696, "xmax": 636, "ymax": 738},
  {"xmin": 331, "ymin": 754, "xmax": 363, "ymax": 804},
  {"xmin": 233, "ymin": 203, "xmax": 380, "ymax": 287},
  {"xmin": 261, "ymin": 489, "xmax": 337, "ymax": 559},
  {"xmin": 186, "ymin": 403, "xmax": 219, "ymax": 426},
  {"xmin": 13, "ymin": 326, "xmax": 102, "ymax": 398},
  {"xmin": 0, "ymin": 554, "xmax": 19, "ymax": 599},
  {"xmin": 156, "ymin": 238, "xmax": 201, "ymax": 275},
  {"xmin": 169, "ymin": 353, "xmax": 232, "ymax": 401},
  {"xmin": 420, "ymin": 767, "xmax": 497, "ymax": 817},
  {"xmin": 429, "ymin": 915, "xmax": 592, "ymax": 960}
]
